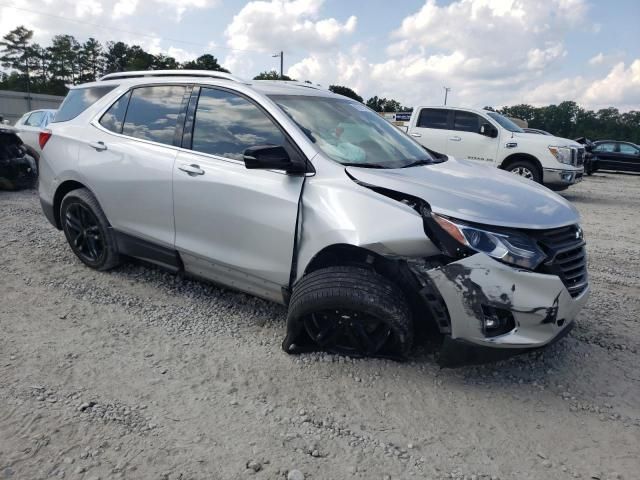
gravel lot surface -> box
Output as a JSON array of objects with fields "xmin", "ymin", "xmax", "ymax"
[{"xmin": 1, "ymin": 173, "xmax": 639, "ymax": 480}]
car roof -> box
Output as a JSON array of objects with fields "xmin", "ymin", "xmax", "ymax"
[{"xmin": 73, "ymin": 70, "xmax": 339, "ymax": 99}]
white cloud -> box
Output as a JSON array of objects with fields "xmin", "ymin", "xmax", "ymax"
[
  {"xmin": 581, "ymin": 60, "xmax": 640, "ymax": 110},
  {"xmin": 588, "ymin": 52, "xmax": 605, "ymax": 66},
  {"xmin": 113, "ymin": 0, "xmax": 139, "ymax": 18},
  {"xmin": 225, "ymin": 0, "xmax": 357, "ymax": 52}
]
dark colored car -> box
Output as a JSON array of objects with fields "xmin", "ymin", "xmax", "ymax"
[
  {"xmin": 0, "ymin": 126, "xmax": 38, "ymax": 190},
  {"xmin": 588, "ymin": 140, "xmax": 640, "ymax": 174}
]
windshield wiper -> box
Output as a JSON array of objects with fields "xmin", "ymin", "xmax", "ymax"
[
  {"xmin": 401, "ymin": 159, "xmax": 434, "ymax": 168},
  {"xmin": 341, "ymin": 162, "xmax": 388, "ymax": 169}
]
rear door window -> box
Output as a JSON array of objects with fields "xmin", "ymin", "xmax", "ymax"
[
  {"xmin": 99, "ymin": 92, "xmax": 131, "ymax": 134},
  {"xmin": 122, "ymin": 85, "xmax": 187, "ymax": 146},
  {"xmin": 53, "ymin": 86, "xmax": 116, "ymax": 123},
  {"xmin": 618, "ymin": 143, "xmax": 639, "ymax": 155},
  {"xmin": 453, "ymin": 111, "xmax": 482, "ymax": 133},
  {"xmin": 190, "ymin": 87, "xmax": 285, "ymax": 160},
  {"xmin": 417, "ymin": 108, "xmax": 449, "ymax": 129}
]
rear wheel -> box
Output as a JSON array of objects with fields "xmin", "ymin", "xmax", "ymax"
[
  {"xmin": 284, "ymin": 266, "xmax": 413, "ymax": 359},
  {"xmin": 506, "ymin": 159, "xmax": 542, "ymax": 183},
  {"xmin": 60, "ymin": 188, "xmax": 120, "ymax": 271}
]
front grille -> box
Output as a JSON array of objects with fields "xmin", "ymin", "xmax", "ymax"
[
  {"xmin": 570, "ymin": 147, "xmax": 585, "ymax": 167},
  {"xmin": 532, "ymin": 225, "xmax": 588, "ymax": 298}
]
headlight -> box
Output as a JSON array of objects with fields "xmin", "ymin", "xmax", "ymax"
[
  {"xmin": 432, "ymin": 214, "xmax": 547, "ymax": 269},
  {"xmin": 548, "ymin": 146, "xmax": 573, "ymax": 164}
]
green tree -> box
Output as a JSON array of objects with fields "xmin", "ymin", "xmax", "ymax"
[
  {"xmin": 253, "ymin": 70, "xmax": 293, "ymax": 81},
  {"xmin": 328, "ymin": 84, "xmax": 362, "ymax": 102},
  {"xmin": 47, "ymin": 35, "xmax": 81, "ymax": 83},
  {"xmin": 182, "ymin": 54, "xmax": 229, "ymax": 72},
  {"xmin": 0, "ymin": 26, "xmax": 34, "ymax": 93},
  {"xmin": 104, "ymin": 41, "xmax": 129, "ymax": 73},
  {"xmin": 78, "ymin": 37, "xmax": 104, "ymax": 82}
]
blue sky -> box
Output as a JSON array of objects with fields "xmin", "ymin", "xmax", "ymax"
[{"xmin": 1, "ymin": 0, "xmax": 639, "ymax": 110}]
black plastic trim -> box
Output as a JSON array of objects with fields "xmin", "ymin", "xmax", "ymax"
[
  {"xmin": 114, "ymin": 231, "xmax": 183, "ymax": 273},
  {"xmin": 40, "ymin": 198, "xmax": 57, "ymax": 228}
]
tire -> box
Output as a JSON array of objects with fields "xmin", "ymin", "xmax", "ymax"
[
  {"xmin": 283, "ymin": 266, "xmax": 413, "ymax": 359},
  {"xmin": 506, "ymin": 159, "xmax": 542, "ymax": 183},
  {"xmin": 60, "ymin": 188, "xmax": 120, "ymax": 271}
]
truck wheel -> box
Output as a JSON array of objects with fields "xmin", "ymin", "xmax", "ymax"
[
  {"xmin": 507, "ymin": 160, "xmax": 541, "ymax": 183},
  {"xmin": 284, "ymin": 266, "xmax": 413, "ymax": 359},
  {"xmin": 60, "ymin": 188, "xmax": 120, "ymax": 271}
]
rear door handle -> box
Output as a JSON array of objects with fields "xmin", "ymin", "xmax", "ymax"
[
  {"xmin": 89, "ymin": 141, "xmax": 107, "ymax": 151},
  {"xmin": 449, "ymin": 136, "xmax": 461, "ymax": 142},
  {"xmin": 410, "ymin": 132, "xmax": 422, "ymax": 138},
  {"xmin": 178, "ymin": 163, "xmax": 205, "ymax": 176}
]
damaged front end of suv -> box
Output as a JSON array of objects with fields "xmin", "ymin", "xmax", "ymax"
[
  {"xmin": 282, "ymin": 151, "xmax": 589, "ymax": 366},
  {"xmin": 0, "ymin": 126, "xmax": 37, "ymax": 191}
]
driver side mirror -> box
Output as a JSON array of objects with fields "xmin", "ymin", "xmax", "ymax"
[
  {"xmin": 479, "ymin": 123, "xmax": 498, "ymax": 138},
  {"xmin": 243, "ymin": 145, "xmax": 307, "ymax": 174}
]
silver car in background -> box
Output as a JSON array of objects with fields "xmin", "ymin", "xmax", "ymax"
[
  {"xmin": 38, "ymin": 71, "xmax": 589, "ymax": 364},
  {"xmin": 14, "ymin": 109, "xmax": 57, "ymax": 163}
]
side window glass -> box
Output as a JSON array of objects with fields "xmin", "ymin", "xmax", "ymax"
[
  {"xmin": 122, "ymin": 85, "xmax": 187, "ymax": 145},
  {"xmin": 619, "ymin": 143, "xmax": 638, "ymax": 155},
  {"xmin": 100, "ymin": 91, "xmax": 131, "ymax": 134},
  {"xmin": 417, "ymin": 108, "xmax": 449, "ymax": 129},
  {"xmin": 25, "ymin": 111, "xmax": 45, "ymax": 126},
  {"xmin": 191, "ymin": 87, "xmax": 285, "ymax": 160},
  {"xmin": 595, "ymin": 143, "xmax": 615, "ymax": 153},
  {"xmin": 453, "ymin": 111, "xmax": 481, "ymax": 133}
]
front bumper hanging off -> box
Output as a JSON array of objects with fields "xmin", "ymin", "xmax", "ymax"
[{"xmin": 413, "ymin": 253, "xmax": 589, "ymax": 355}]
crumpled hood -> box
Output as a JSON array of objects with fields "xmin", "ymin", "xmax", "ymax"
[{"xmin": 346, "ymin": 157, "xmax": 580, "ymax": 230}]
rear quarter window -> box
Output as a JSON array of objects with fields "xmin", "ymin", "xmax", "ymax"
[{"xmin": 52, "ymin": 86, "xmax": 117, "ymax": 123}]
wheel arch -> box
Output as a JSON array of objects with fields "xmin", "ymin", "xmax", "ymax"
[
  {"xmin": 300, "ymin": 243, "xmax": 444, "ymax": 337},
  {"xmin": 500, "ymin": 152, "xmax": 543, "ymax": 176},
  {"xmin": 52, "ymin": 180, "xmax": 90, "ymax": 229}
]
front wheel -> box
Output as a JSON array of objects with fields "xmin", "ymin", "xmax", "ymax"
[
  {"xmin": 507, "ymin": 159, "xmax": 542, "ymax": 183},
  {"xmin": 283, "ymin": 266, "xmax": 413, "ymax": 359},
  {"xmin": 60, "ymin": 188, "xmax": 120, "ymax": 271}
]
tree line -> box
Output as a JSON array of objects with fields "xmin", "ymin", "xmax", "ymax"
[
  {"xmin": 485, "ymin": 103, "xmax": 640, "ymax": 144},
  {"xmin": 2, "ymin": 26, "xmax": 638, "ymax": 142}
]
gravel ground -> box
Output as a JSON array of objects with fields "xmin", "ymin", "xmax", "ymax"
[{"xmin": 1, "ymin": 172, "xmax": 639, "ymax": 480}]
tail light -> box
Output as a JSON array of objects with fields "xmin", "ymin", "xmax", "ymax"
[{"xmin": 39, "ymin": 130, "xmax": 52, "ymax": 149}]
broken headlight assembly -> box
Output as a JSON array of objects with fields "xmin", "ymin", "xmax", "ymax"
[{"xmin": 431, "ymin": 214, "xmax": 547, "ymax": 270}]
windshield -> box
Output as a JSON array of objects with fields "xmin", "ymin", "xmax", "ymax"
[
  {"xmin": 270, "ymin": 95, "xmax": 434, "ymax": 168},
  {"xmin": 487, "ymin": 112, "xmax": 524, "ymax": 133}
]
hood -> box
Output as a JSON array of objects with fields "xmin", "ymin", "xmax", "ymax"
[
  {"xmin": 514, "ymin": 131, "xmax": 580, "ymax": 147},
  {"xmin": 346, "ymin": 157, "xmax": 580, "ymax": 230}
]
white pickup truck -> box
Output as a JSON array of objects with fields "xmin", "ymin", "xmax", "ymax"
[{"xmin": 406, "ymin": 106, "xmax": 584, "ymax": 190}]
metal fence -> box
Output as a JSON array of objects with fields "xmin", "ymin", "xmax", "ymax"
[{"xmin": 0, "ymin": 90, "xmax": 65, "ymax": 125}]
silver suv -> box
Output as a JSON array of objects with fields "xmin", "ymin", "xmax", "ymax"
[{"xmin": 39, "ymin": 70, "xmax": 589, "ymax": 363}]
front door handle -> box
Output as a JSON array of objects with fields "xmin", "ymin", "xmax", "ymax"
[
  {"xmin": 89, "ymin": 141, "xmax": 107, "ymax": 151},
  {"xmin": 178, "ymin": 163, "xmax": 205, "ymax": 176},
  {"xmin": 449, "ymin": 136, "xmax": 462, "ymax": 142},
  {"xmin": 410, "ymin": 132, "xmax": 422, "ymax": 137}
]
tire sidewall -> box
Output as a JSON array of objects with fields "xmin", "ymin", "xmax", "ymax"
[
  {"xmin": 60, "ymin": 190, "xmax": 117, "ymax": 270},
  {"xmin": 508, "ymin": 160, "xmax": 542, "ymax": 183}
]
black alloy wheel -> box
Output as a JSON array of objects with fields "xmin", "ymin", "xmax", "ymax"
[
  {"xmin": 60, "ymin": 188, "xmax": 120, "ymax": 271},
  {"xmin": 304, "ymin": 308, "xmax": 393, "ymax": 356},
  {"xmin": 64, "ymin": 202, "xmax": 104, "ymax": 263}
]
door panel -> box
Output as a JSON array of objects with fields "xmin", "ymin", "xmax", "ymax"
[
  {"xmin": 83, "ymin": 84, "xmax": 188, "ymax": 246},
  {"xmin": 173, "ymin": 152, "xmax": 303, "ymax": 301},
  {"xmin": 410, "ymin": 108, "xmax": 451, "ymax": 155},
  {"xmin": 446, "ymin": 111, "xmax": 499, "ymax": 165},
  {"xmin": 173, "ymin": 86, "xmax": 304, "ymax": 302},
  {"xmin": 80, "ymin": 126, "xmax": 177, "ymax": 246}
]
